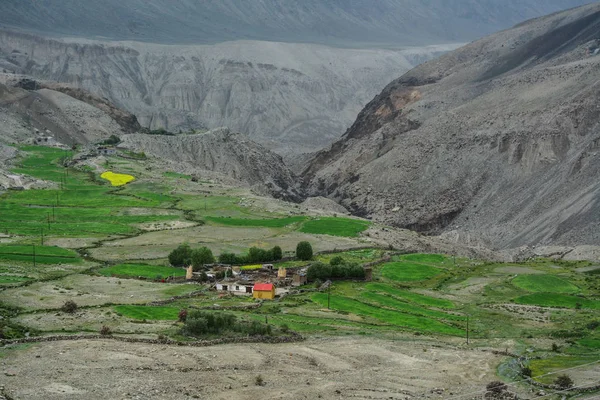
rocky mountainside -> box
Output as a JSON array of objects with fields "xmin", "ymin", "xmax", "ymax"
[
  {"xmin": 303, "ymin": 2, "xmax": 600, "ymax": 249},
  {"xmin": 0, "ymin": 30, "xmax": 457, "ymax": 156},
  {"xmin": 0, "ymin": 79, "xmax": 128, "ymax": 146},
  {"xmin": 120, "ymin": 128, "xmax": 300, "ymax": 200},
  {"xmin": 0, "ymin": 0, "xmax": 590, "ymax": 47}
]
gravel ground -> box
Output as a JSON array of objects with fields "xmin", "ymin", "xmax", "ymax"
[{"xmin": 0, "ymin": 337, "xmax": 506, "ymax": 400}]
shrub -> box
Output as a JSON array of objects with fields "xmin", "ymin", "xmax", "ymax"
[
  {"xmin": 486, "ymin": 381, "xmax": 507, "ymax": 394},
  {"xmin": 255, "ymin": 375, "xmax": 264, "ymax": 386},
  {"xmin": 100, "ymin": 325, "xmax": 112, "ymax": 336},
  {"xmin": 586, "ymin": 320, "xmax": 600, "ymax": 330},
  {"xmin": 521, "ymin": 366, "xmax": 532, "ymax": 377},
  {"xmin": 296, "ymin": 241, "xmax": 313, "ymax": 261},
  {"xmin": 330, "ymin": 256, "xmax": 344, "ymax": 266},
  {"xmin": 61, "ymin": 300, "xmax": 78, "ymax": 314},
  {"xmin": 280, "ymin": 324, "xmax": 290, "ymax": 333},
  {"xmin": 178, "ymin": 309, "xmax": 188, "ymax": 322},
  {"xmin": 551, "ymin": 343, "xmax": 560, "ymax": 352},
  {"xmin": 307, "ymin": 260, "xmax": 365, "ymax": 281},
  {"xmin": 554, "ymin": 374, "xmax": 573, "ymax": 389},
  {"xmin": 168, "ymin": 244, "xmax": 193, "ymax": 267},
  {"xmin": 191, "ymin": 247, "xmax": 215, "ymax": 270},
  {"xmin": 248, "ymin": 247, "xmax": 271, "ymax": 263}
]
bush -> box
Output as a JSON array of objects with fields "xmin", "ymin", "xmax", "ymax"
[
  {"xmin": 296, "ymin": 241, "xmax": 313, "ymax": 261},
  {"xmin": 178, "ymin": 309, "xmax": 188, "ymax": 322},
  {"xmin": 521, "ymin": 366, "xmax": 532, "ymax": 377},
  {"xmin": 100, "ymin": 325, "xmax": 112, "ymax": 336},
  {"xmin": 181, "ymin": 311, "xmax": 272, "ymax": 337},
  {"xmin": 100, "ymin": 134, "xmax": 121, "ymax": 145},
  {"xmin": 554, "ymin": 374, "xmax": 573, "ymax": 389},
  {"xmin": 248, "ymin": 247, "xmax": 271, "ymax": 263},
  {"xmin": 61, "ymin": 300, "xmax": 78, "ymax": 314},
  {"xmin": 168, "ymin": 244, "xmax": 193, "ymax": 267},
  {"xmin": 280, "ymin": 324, "xmax": 290, "ymax": 333},
  {"xmin": 191, "ymin": 247, "xmax": 215, "ymax": 270},
  {"xmin": 486, "ymin": 381, "xmax": 507, "ymax": 394},
  {"xmin": 551, "ymin": 342, "xmax": 560, "ymax": 352},
  {"xmin": 330, "ymin": 256, "xmax": 344, "ymax": 266},
  {"xmin": 255, "ymin": 375, "xmax": 264, "ymax": 386}
]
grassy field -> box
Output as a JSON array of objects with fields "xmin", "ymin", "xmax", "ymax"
[
  {"xmin": 299, "ymin": 217, "xmax": 370, "ymax": 237},
  {"xmin": 366, "ymin": 283, "xmax": 456, "ymax": 309},
  {"xmin": 380, "ymin": 261, "xmax": 443, "ymax": 282},
  {"xmin": 0, "ymin": 245, "xmax": 80, "ymax": 264},
  {"xmin": 311, "ymin": 293, "xmax": 464, "ymax": 335},
  {"xmin": 114, "ymin": 305, "xmax": 180, "ymax": 320},
  {"xmin": 512, "ymin": 274, "xmax": 580, "ymax": 293},
  {"xmin": 98, "ymin": 264, "xmax": 186, "ymax": 279},
  {"xmin": 0, "ymin": 276, "xmax": 31, "ymax": 284},
  {"xmin": 206, "ymin": 216, "xmax": 306, "ymax": 228},
  {"xmin": 514, "ymin": 293, "xmax": 600, "ymax": 309}
]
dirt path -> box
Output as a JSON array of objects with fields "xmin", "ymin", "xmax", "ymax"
[{"xmin": 0, "ymin": 337, "xmax": 505, "ymax": 399}]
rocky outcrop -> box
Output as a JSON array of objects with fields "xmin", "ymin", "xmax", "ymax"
[
  {"xmin": 120, "ymin": 128, "xmax": 301, "ymax": 200},
  {"xmin": 304, "ymin": 3, "xmax": 600, "ymax": 249}
]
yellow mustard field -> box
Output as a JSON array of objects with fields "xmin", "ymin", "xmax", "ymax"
[{"xmin": 101, "ymin": 171, "xmax": 135, "ymax": 186}]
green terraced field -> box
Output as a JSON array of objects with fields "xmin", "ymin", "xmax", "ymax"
[
  {"xmin": 0, "ymin": 245, "xmax": 80, "ymax": 264},
  {"xmin": 299, "ymin": 217, "xmax": 370, "ymax": 237},
  {"xmin": 311, "ymin": 293, "xmax": 463, "ymax": 335},
  {"xmin": 360, "ymin": 292, "xmax": 464, "ymax": 321},
  {"xmin": 512, "ymin": 274, "xmax": 580, "ymax": 293},
  {"xmin": 206, "ymin": 216, "xmax": 306, "ymax": 228},
  {"xmin": 114, "ymin": 305, "xmax": 180, "ymax": 320},
  {"xmin": 514, "ymin": 293, "xmax": 600, "ymax": 309},
  {"xmin": 98, "ymin": 264, "xmax": 186, "ymax": 279},
  {"xmin": 380, "ymin": 261, "xmax": 443, "ymax": 282},
  {"xmin": 366, "ymin": 283, "xmax": 456, "ymax": 309}
]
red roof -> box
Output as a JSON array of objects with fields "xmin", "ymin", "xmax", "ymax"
[{"xmin": 253, "ymin": 283, "xmax": 274, "ymax": 291}]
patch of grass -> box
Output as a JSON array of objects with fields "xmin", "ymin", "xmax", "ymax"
[
  {"xmin": 311, "ymin": 293, "xmax": 463, "ymax": 335},
  {"xmin": 529, "ymin": 356, "xmax": 599, "ymax": 384},
  {"xmin": 0, "ymin": 276, "xmax": 31, "ymax": 284},
  {"xmin": 206, "ymin": 216, "xmax": 306, "ymax": 228},
  {"xmin": 380, "ymin": 262, "xmax": 442, "ymax": 282},
  {"xmin": 512, "ymin": 275, "xmax": 579, "ymax": 294},
  {"xmin": 240, "ymin": 264, "xmax": 263, "ymax": 270},
  {"xmin": 299, "ymin": 217, "xmax": 370, "ymax": 237},
  {"xmin": 98, "ymin": 264, "xmax": 186, "ymax": 279},
  {"xmin": 163, "ymin": 171, "xmax": 191, "ymax": 180},
  {"xmin": 0, "ymin": 245, "xmax": 80, "ymax": 264},
  {"xmin": 514, "ymin": 293, "xmax": 600, "ymax": 309},
  {"xmin": 113, "ymin": 305, "xmax": 180, "ymax": 320},
  {"xmin": 577, "ymin": 338, "xmax": 600, "ymax": 349},
  {"xmin": 360, "ymin": 292, "xmax": 464, "ymax": 321},
  {"xmin": 366, "ymin": 283, "xmax": 456, "ymax": 309},
  {"xmin": 398, "ymin": 254, "xmax": 447, "ymax": 264},
  {"xmin": 317, "ymin": 248, "xmax": 383, "ymax": 264},
  {"xmin": 162, "ymin": 285, "xmax": 200, "ymax": 297}
]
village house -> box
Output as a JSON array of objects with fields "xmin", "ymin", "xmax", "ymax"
[
  {"xmin": 252, "ymin": 283, "xmax": 275, "ymax": 300},
  {"xmin": 215, "ymin": 282, "xmax": 253, "ymax": 295}
]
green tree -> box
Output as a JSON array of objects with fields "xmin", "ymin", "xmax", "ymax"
[
  {"xmin": 168, "ymin": 244, "xmax": 193, "ymax": 267},
  {"xmin": 554, "ymin": 374, "xmax": 573, "ymax": 389},
  {"xmin": 330, "ymin": 256, "xmax": 344, "ymax": 266},
  {"xmin": 271, "ymin": 246, "xmax": 283, "ymax": 260},
  {"xmin": 296, "ymin": 241, "xmax": 313, "ymax": 261},
  {"xmin": 248, "ymin": 247, "xmax": 269, "ymax": 263},
  {"xmin": 219, "ymin": 252, "xmax": 237, "ymax": 264},
  {"xmin": 191, "ymin": 246, "xmax": 215, "ymax": 270}
]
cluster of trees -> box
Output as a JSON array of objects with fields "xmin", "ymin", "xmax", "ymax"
[
  {"xmin": 306, "ymin": 256, "xmax": 365, "ymax": 282},
  {"xmin": 219, "ymin": 245, "xmax": 282, "ymax": 265},
  {"xmin": 168, "ymin": 241, "xmax": 314, "ymax": 269},
  {"xmin": 100, "ymin": 134, "xmax": 121, "ymax": 145},
  {"xmin": 181, "ymin": 310, "xmax": 272, "ymax": 336},
  {"xmin": 168, "ymin": 244, "xmax": 215, "ymax": 270}
]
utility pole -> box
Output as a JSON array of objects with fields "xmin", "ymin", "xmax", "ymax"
[
  {"xmin": 466, "ymin": 315, "xmax": 469, "ymax": 345},
  {"xmin": 328, "ymin": 283, "xmax": 331, "ymax": 309}
]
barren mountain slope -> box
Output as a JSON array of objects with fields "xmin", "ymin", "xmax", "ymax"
[
  {"xmin": 0, "ymin": 30, "xmax": 456, "ymax": 155},
  {"xmin": 0, "ymin": 80, "xmax": 127, "ymax": 146},
  {"xmin": 0, "ymin": 0, "xmax": 590, "ymax": 46},
  {"xmin": 120, "ymin": 128, "xmax": 300, "ymax": 200},
  {"xmin": 304, "ymin": 2, "xmax": 600, "ymax": 249}
]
